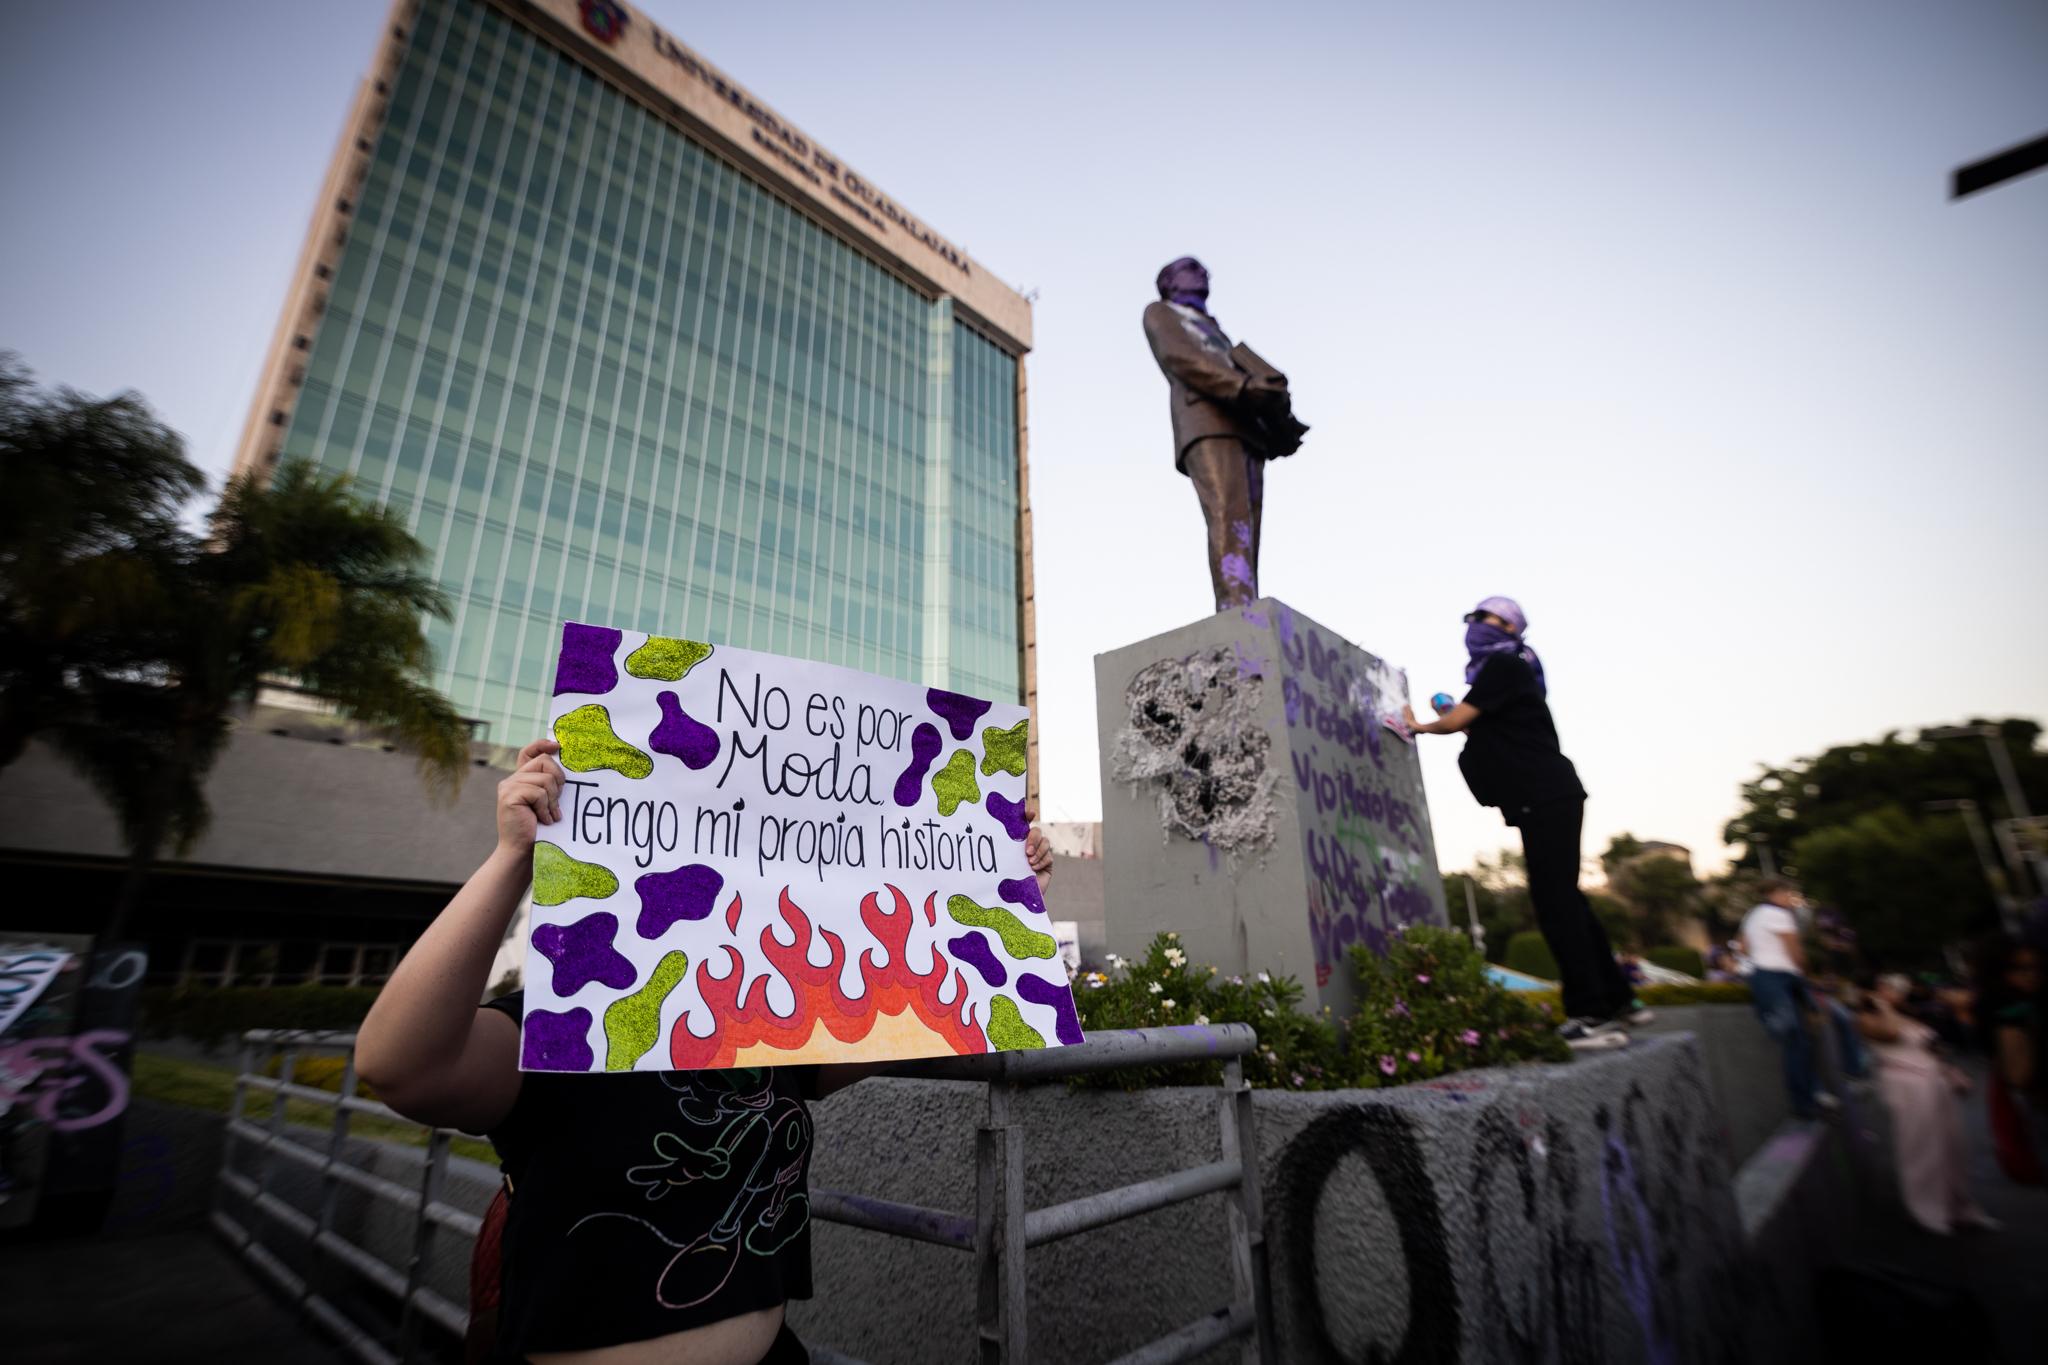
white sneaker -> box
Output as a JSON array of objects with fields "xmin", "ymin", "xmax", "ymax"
[{"xmin": 1558, "ymin": 1016, "xmax": 1630, "ymax": 1050}]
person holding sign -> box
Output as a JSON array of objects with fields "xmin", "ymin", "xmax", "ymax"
[
  {"xmin": 357, "ymin": 737, "xmax": 1056, "ymax": 1365},
  {"xmin": 1403, "ymin": 596, "xmax": 1641, "ymax": 1049}
]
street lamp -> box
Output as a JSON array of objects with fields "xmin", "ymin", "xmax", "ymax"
[{"xmin": 1922, "ymin": 724, "xmax": 2044, "ymax": 896}]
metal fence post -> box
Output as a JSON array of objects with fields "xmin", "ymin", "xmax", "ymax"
[
  {"xmin": 397, "ymin": 1128, "xmax": 451, "ymax": 1363},
  {"xmin": 975, "ymin": 1078, "xmax": 1008, "ymax": 1365},
  {"xmin": 1000, "ymin": 1078, "xmax": 1027, "ymax": 1365},
  {"xmin": 215, "ymin": 1036, "xmax": 256, "ymax": 1224},
  {"xmin": 311, "ymin": 1048, "xmax": 359, "ymax": 1305},
  {"xmin": 1218, "ymin": 1056, "xmax": 1276, "ymax": 1364},
  {"xmin": 259, "ymin": 1045, "xmax": 297, "ymax": 1206}
]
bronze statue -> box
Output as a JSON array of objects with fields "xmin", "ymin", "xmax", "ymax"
[{"xmin": 1142, "ymin": 257, "xmax": 1308, "ymax": 611}]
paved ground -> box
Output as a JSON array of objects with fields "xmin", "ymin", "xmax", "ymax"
[
  {"xmin": 0, "ymin": 1228, "xmax": 348, "ymax": 1364},
  {"xmin": 1832, "ymin": 1061, "xmax": 2048, "ymax": 1365}
]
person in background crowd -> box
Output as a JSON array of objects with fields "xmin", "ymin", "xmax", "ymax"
[
  {"xmin": 1740, "ymin": 878, "xmax": 1836, "ymax": 1118},
  {"xmin": 1405, "ymin": 596, "xmax": 1645, "ymax": 1048},
  {"xmin": 1976, "ymin": 934, "xmax": 2045, "ymax": 1184},
  {"xmin": 1856, "ymin": 973, "xmax": 1998, "ymax": 1234}
]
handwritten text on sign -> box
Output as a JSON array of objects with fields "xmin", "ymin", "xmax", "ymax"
[{"xmin": 522, "ymin": 623, "xmax": 1079, "ymax": 1073}]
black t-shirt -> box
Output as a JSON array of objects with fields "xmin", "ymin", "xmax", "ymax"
[
  {"xmin": 1456, "ymin": 653, "xmax": 1585, "ymax": 819},
  {"xmin": 479, "ymin": 993, "xmax": 817, "ymax": 1360}
]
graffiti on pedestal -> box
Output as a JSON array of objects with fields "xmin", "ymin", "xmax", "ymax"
[
  {"xmin": 1110, "ymin": 646, "xmax": 1278, "ymax": 858},
  {"xmin": 1271, "ymin": 604, "xmax": 1446, "ymax": 984}
]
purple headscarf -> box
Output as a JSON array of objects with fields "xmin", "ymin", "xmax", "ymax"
[
  {"xmin": 1156, "ymin": 256, "xmax": 1211, "ymax": 313},
  {"xmin": 1464, "ymin": 595, "xmax": 1545, "ymax": 691}
]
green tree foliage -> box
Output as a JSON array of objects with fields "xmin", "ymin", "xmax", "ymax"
[
  {"xmin": 1645, "ymin": 946, "xmax": 1706, "ymax": 978},
  {"xmin": 1608, "ymin": 854, "xmax": 1702, "ymax": 949},
  {"xmin": 1504, "ymin": 930, "xmax": 1559, "ymax": 981},
  {"xmin": 0, "ymin": 359, "xmax": 469, "ymax": 936},
  {"xmin": 1588, "ymin": 892, "xmax": 1638, "ymax": 952},
  {"xmin": 1723, "ymin": 723, "xmax": 2046, "ymax": 874},
  {"xmin": 1599, "ymin": 832, "xmax": 1647, "ymax": 879},
  {"xmin": 1790, "ymin": 806, "xmax": 1993, "ymax": 960},
  {"xmin": 0, "ymin": 355, "xmax": 204, "ymax": 769}
]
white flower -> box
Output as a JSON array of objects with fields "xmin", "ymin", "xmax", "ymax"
[
  {"xmin": 1263, "ymin": 1006, "xmax": 1276, "ymax": 1017},
  {"xmin": 1164, "ymin": 948, "xmax": 1186, "ymax": 968},
  {"xmin": 1161, "ymin": 998, "xmax": 1176, "ymax": 1009},
  {"xmin": 1105, "ymin": 953, "xmax": 1123, "ymax": 967},
  {"xmin": 1208, "ymin": 966, "xmax": 1219, "ymax": 976},
  {"xmin": 1257, "ymin": 971, "xmax": 1271, "ymax": 984},
  {"xmin": 1148, "ymin": 980, "xmax": 1163, "ymax": 995},
  {"xmin": 1194, "ymin": 1014, "xmax": 1210, "ymax": 1026},
  {"xmin": 1166, "ymin": 931, "xmax": 1179, "ymax": 940}
]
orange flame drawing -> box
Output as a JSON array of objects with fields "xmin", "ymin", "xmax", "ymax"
[{"xmin": 670, "ymin": 884, "xmax": 988, "ymax": 1069}]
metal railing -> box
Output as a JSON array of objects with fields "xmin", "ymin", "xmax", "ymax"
[{"xmin": 214, "ymin": 1023, "xmax": 1274, "ymax": 1365}]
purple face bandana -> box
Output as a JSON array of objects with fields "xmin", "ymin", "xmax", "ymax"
[
  {"xmin": 1464, "ymin": 620, "xmax": 1546, "ymax": 692},
  {"xmin": 1156, "ymin": 256, "xmax": 1210, "ymax": 312}
]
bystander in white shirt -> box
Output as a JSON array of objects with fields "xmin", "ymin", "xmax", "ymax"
[{"xmin": 1740, "ymin": 902, "xmax": 1802, "ymax": 975}]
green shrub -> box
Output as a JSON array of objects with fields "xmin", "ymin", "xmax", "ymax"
[
  {"xmin": 1072, "ymin": 934, "xmax": 1340, "ymax": 1090},
  {"xmin": 140, "ymin": 985, "xmax": 381, "ymax": 1047},
  {"xmin": 1335, "ymin": 926, "xmax": 1568, "ymax": 1086},
  {"xmin": 1504, "ymin": 931, "xmax": 1558, "ymax": 981},
  {"xmin": 1073, "ymin": 928, "xmax": 1567, "ymax": 1091},
  {"xmin": 1645, "ymin": 946, "xmax": 1705, "ymax": 979}
]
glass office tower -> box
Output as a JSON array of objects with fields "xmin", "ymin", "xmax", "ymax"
[{"xmin": 239, "ymin": 0, "xmax": 1033, "ymax": 749}]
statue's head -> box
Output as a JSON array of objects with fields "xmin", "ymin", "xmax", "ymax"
[{"xmin": 1155, "ymin": 256, "xmax": 1209, "ymax": 305}]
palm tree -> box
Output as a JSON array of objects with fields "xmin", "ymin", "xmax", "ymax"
[
  {"xmin": 0, "ymin": 354, "xmax": 205, "ymax": 770},
  {"xmin": 76, "ymin": 459, "xmax": 474, "ymax": 937}
]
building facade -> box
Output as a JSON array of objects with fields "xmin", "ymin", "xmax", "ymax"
[{"xmin": 234, "ymin": 0, "xmax": 1036, "ymax": 778}]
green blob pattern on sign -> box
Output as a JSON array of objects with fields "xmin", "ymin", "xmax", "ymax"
[
  {"xmin": 624, "ymin": 636, "xmax": 714, "ymax": 682},
  {"xmin": 931, "ymin": 749, "xmax": 981, "ymax": 815},
  {"xmin": 979, "ymin": 719, "xmax": 1028, "ymax": 778},
  {"xmin": 986, "ymin": 994, "xmax": 1046, "ymax": 1050},
  {"xmin": 555, "ymin": 703, "xmax": 653, "ymax": 779},
  {"xmin": 603, "ymin": 949, "xmax": 689, "ymax": 1071},
  {"xmin": 532, "ymin": 841, "xmax": 619, "ymax": 907},
  {"xmin": 947, "ymin": 894, "xmax": 1054, "ymax": 959}
]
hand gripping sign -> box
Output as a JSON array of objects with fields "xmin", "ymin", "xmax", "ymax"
[{"xmin": 522, "ymin": 621, "xmax": 1081, "ymax": 1073}]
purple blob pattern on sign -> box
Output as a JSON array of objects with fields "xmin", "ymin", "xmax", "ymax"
[
  {"xmin": 925, "ymin": 688, "xmax": 992, "ymax": 741},
  {"xmin": 635, "ymin": 863, "xmax": 726, "ymax": 939},
  {"xmin": 649, "ymin": 691, "xmax": 720, "ymax": 770},
  {"xmin": 947, "ymin": 932, "xmax": 1007, "ymax": 987},
  {"xmin": 1017, "ymin": 973, "xmax": 1083, "ymax": 1046},
  {"xmin": 986, "ymin": 790, "xmax": 1030, "ymax": 842},
  {"xmin": 997, "ymin": 875, "xmax": 1047, "ymax": 919},
  {"xmin": 554, "ymin": 623, "xmax": 622, "ymax": 696},
  {"xmin": 892, "ymin": 722, "xmax": 943, "ymax": 807},
  {"xmin": 523, "ymin": 1007, "xmax": 595, "ymax": 1070},
  {"xmin": 533, "ymin": 912, "xmax": 636, "ymax": 995}
]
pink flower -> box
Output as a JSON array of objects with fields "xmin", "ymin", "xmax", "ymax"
[
  {"xmin": 1389, "ymin": 998, "xmax": 1410, "ymax": 1019},
  {"xmin": 1407, "ymin": 1050, "xmax": 1421, "ymax": 1062},
  {"xmin": 1461, "ymin": 1029, "xmax": 1481, "ymax": 1046},
  {"xmin": 1416, "ymin": 974, "xmax": 1431, "ymax": 984},
  {"xmin": 1379, "ymin": 1055, "xmax": 1398, "ymax": 1075},
  {"xmin": 1292, "ymin": 1073, "xmax": 1305, "ymax": 1087},
  {"xmin": 1497, "ymin": 1027, "xmax": 1511, "ymax": 1039}
]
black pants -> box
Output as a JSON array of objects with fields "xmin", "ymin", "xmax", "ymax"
[{"xmin": 1514, "ymin": 797, "xmax": 1630, "ymax": 1020}]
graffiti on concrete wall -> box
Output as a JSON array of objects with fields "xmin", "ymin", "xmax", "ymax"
[
  {"xmin": 1268, "ymin": 604, "xmax": 1446, "ymax": 984},
  {"xmin": 1109, "ymin": 646, "xmax": 1278, "ymax": 857},
  {"xmin": 1273, "ymin": 1058, "xmax": 1772, "ymax": 1365}
]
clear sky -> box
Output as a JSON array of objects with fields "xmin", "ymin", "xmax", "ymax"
[{"xmin": 4, "ymin": 0, "xmax": 2044, "ymax": 876}]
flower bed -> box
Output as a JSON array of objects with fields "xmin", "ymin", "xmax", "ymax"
[{"xmin": 1073, "ymin": 925, "xmax": 1567, "ymax": 1090}]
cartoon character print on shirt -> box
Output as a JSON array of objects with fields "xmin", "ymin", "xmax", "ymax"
[{"xmin": 569, "ymin": 1068, "xmax": 813, "ymax": 1310}]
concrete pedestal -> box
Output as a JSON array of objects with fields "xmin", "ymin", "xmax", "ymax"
[{"xmin": 1094, "ymin": 599, "xmax": 1447, "ymax": 1014}]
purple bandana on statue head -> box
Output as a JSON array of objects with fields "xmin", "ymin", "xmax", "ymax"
[
  {"xmin": 1463, "ymin": 595, "xmax": 1545, "ymax": 692},
  {"xmin": 1156, "ymin": 256, "xmax": 1212, "ymax": 314}
]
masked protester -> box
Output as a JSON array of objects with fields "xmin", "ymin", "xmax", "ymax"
[{"xmin": 1405, "ymin": 597, "xmax": 1644, "ymax": 1047}]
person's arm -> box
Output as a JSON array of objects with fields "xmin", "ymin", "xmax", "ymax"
[
  {"xmin": 813, "ymin": 823, "xmax": 1057, "ymax": 1099},
  {"xmin": 356, "ymin": 739, "xmax": 565, "ymax": 1132},
  {"xmin": 1404, "ymin": 701, "xmax": 1481, "ymax": 736},
  {"xmin": 1143, "ymin": 304, "xmax": 1249, "ymax": 404},
  {"xmin": 1856, "ymin": 998, "xmax": 1902, "ymax": 1043}
]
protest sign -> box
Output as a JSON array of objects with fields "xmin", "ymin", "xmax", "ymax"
[{"xmin": 523, "ymin": 621, "xmax": 1080, "ymax": 1073}]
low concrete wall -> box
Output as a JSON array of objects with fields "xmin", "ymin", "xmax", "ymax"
[
  {"xmin": 794, "ymin": 1033, "xmax": 1785, "ymax": 1365},
  {"xmin": 1633, "ymin": 1004, "xmax": 1791, "ymax": 1165}
]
